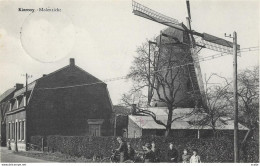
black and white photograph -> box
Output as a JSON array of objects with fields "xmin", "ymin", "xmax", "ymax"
[{"xmin": 0, "ymin": 0, "xmax": 259, "ymax": 164}]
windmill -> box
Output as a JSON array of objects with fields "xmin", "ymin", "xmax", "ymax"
[{"xmin": 132, "ymin": 0, "xmax": 240, "ymax": 107}]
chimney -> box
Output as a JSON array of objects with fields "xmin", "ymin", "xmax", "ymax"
[
  {"xmin": 42, "ymin": 74, "xmax": 47, "ymax": 77},
  {"xmin": 15, "ymin": 83, "xmax": 24, "ymax": 90},
  {"xmin": 131, "ymin": 104, "xmax": 137, "ymax": 115},
  {"xmin": 70, "ymin": 58, "xmax": 75, "ymax": 66}
]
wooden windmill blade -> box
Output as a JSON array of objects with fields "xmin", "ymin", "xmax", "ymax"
[
  {"xmin": 184, "ymin": 0, "xmax": 207, "ymax": 107},
  {"xmin": 132, "ymin": 1, "xmax": 240, "ymax": 55},
  {"xmin": 186, "ymin": 0, "xmax": 191, "ymax": 19},
  {"xmin": 132, "ymin": 0, "xmax": 185, "ymax": 31},
  {"xmin": 195, "ymin": 33, "xmax": 240, "ymax": 55}
]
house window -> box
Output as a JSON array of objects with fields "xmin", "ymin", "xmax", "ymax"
[
  {"xmin": 21, "ymin": 121, "xmax": 25, "ymax": 140},
  {"xmin": 9, "ymin": 103, "xmax": 12, "ymax": 111},
  {"xmin": 17, "ymin": 97, "xmax": 22, "ymax": 108},
  {"xmin": 87, "ymin": 119, "xmax": 104, "ymax": 137},
  {"xmin": 12, "ymin": 122, "xmax": 15, "ymax": 140},
  {"xmin": 16, "ymin": 99, "xmax": 19, "ymax": 109},
  {"xmin": 89, "ymin": 125, "xmax": 101, "ymax": 136},
  {"xmin": 18, "ymin": 121, "xmax": 21, "ymax": 140},
  {"xmin": 8, "ymin": 123, "xmax": 11, "ymax": 139},
  {"xmin": 23, "ymin": 96, "xmax": 26, "ymax": 107},
  {"xmin": 15, "ymin": 122, "xmax": 18, "ymax": 140},
  {"xmin": 10, "ymin": 123, "xmax": 12, "ymax": 139}
]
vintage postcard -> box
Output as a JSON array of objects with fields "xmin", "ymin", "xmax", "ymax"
[{"xmin": 0, "ymin": 0, "xmax": 259, "ymax": 165}]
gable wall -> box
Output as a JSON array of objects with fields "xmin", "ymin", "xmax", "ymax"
[{"xmin": 27, "ymin": 65, "xmax": 113, "ymax": 139}]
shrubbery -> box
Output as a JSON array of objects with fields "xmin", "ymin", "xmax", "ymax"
[
  {"xmin": 30, "ymin": 135, "xmax": 46, "ymax": 149},
  {"xmin": 29, "ymin": 135, "xmax": 258, "ymax": 163}
]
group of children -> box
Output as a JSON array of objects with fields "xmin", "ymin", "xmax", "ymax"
[
  {"xmin": 115, "ymin": 137, "xmax": 201, "ymax": 163},
  {"xmin": 181, "ymin": 148, "xmax": 201, "ymax": 163}
]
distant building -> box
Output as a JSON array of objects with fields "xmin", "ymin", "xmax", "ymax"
[
  {"xmin": 128, "ymin": 107, "xmax": 248, "ymax": 138},
  {"xmin": 113, "ymin": 105, "xmax": 132, "ymax": 137},
  {"xmin": 4, "ymin": 58, "xmax": 113, "ymax": 151}
]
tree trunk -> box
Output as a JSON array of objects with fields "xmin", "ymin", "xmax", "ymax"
[
  {"xmin": 212, "ymin": 127, "xmax": 216, "ymax": 138},
  {"xmin": 165, "ymin": 125, "xmax": 171, "ymax": 137},
  {"xmin": 165, "ymin": 107, "xmax": 173, "ymax": 137}
]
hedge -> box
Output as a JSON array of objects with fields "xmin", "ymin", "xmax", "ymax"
[
  {"xmin": 41, "ymin": 135, "xmax": 259, "ymax": 163},
  {"xmin": 30, "ymin": 135, "xmax": 46, "ymax": 150}
]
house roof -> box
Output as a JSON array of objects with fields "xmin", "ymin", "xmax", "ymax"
[
  {"xmin": 129, "ymin": 107, "xmax": 249, "ymax": 130},
  {"xmin": 13, "ymin": 81, "xmax": 36, "ymax": 98},
  {"xmin": 12, "ymin": 62, "xmax": 105, "ymax": 98},
  {"xmin": 113, "ymin": 105, "xmax": 132, "ymax": 115},
  {"xmin": 0, "ymin": 87, "xmax": 16, "ymax": 103}
]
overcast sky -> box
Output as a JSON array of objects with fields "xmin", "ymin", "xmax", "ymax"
[{"xmin": 0, "ymin": 0, "xmax": 259, "ymax": 105}]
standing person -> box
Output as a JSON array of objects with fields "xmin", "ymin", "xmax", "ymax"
[
  {"xmin": 167, "ymin": 142, "xmax": 178, "ymax": 163},
  {"xmin": 190, "ymin": 149, "xmax": 201, "ymax": 163},
  {"xmin": 126, "ymin": 142, "xmax": 135, "ymax": 161},
  {"xmin": 115, "ymin": 137, "xmax": 127, "ymax": 162},
  {"xmin": 143, "ymin": 143, "xmax": 155, "ymax": 163},
  {"xmin": 151, "ymin": 141, "xmax": 161, "ymax": 162},
  {"xmin": 181, "ymin": 149, "xmax": 191, "ymax": 163}
]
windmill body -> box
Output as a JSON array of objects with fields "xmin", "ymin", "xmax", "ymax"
[
  {"xmin": 152, "ymin": 27, "xmax": 203, "ymax": 108},
  {"xmin": 132, "ymin": 0, "xmax": 239, "ymax": 108}
]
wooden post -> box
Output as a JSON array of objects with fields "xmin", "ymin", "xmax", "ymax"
[
  {"xmin": 148, "ymin": 41, "xmax": 151, "ymax": 105},
  {"xmin": 42, "ymin": 137, "xmax": 44, "ymax": 152},
  {"xmin": 233, "ymin": 31, "xmax": 239, "ymax": 163}
]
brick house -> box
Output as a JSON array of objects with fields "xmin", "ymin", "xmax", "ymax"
[
  {"xmin": 5, "ymin": 58, "xmax": 113, "ymax": 151},
  {"xmin": 0, "ymin": 84, "xmax": 24, "ymax": 146},
  {"xmin": 128, "ymin": 107, "xmax": 248, "ymax": 138}
]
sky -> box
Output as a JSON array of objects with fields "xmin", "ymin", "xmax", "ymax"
[{"xmin": 0, "ymin": 0, "xmax": 259, "ymax": 105}]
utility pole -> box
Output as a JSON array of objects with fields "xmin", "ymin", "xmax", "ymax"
[
  {"xmin": 148, "ymin": 41, "xmax": 151, "ymax": 106},
  {"xmin": 147, "ymin": 41, "xmax": 157, "ymax": 106},
  {"xmin": 233, "ymin": 31, "xmax": 239, "ymax": 163},
  {"xmin": 225, "ymin": 31, "xmax": 239, "ymax": 162},
  {"xmin": 25, "ymin": 73, "xmax": 28, "ymax": 106},
  {"xmin": 15, "ymin": 73, "xmax": 29, "ymax": 152},
  {"xmin": 21, "ymin": 73, "xmax": 31, "ymax": 151}
]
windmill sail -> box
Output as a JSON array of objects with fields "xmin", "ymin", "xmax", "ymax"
[
  {"xmin": 132, "ymin": 1, "xmax": 239, "ymax": 55},
  {"xmin": 132, "ymin": 0, "xmax": 185, "ymax": 31},
  {"xmin": 196, "ymin": 33, "xmax": 240, "ymax": 55},
  {"xmin": 186, "ymin": 0, "xmax": 191, "ymax": 19}
]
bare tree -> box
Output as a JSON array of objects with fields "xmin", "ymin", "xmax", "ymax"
[
  {"xmin": 190, "ymin": 73, "xmax": 232, "ymax": 137},
  {"xmin": 237, "ymin": 66, "xmax": 259, "ymax": 142},
  {"xmin": 122, "ymin": 38, "xmax": 196, "ymax": 137},
  {"xmin": 127, "ymin": 38, "xmax": 158, "ymax": 106}
]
